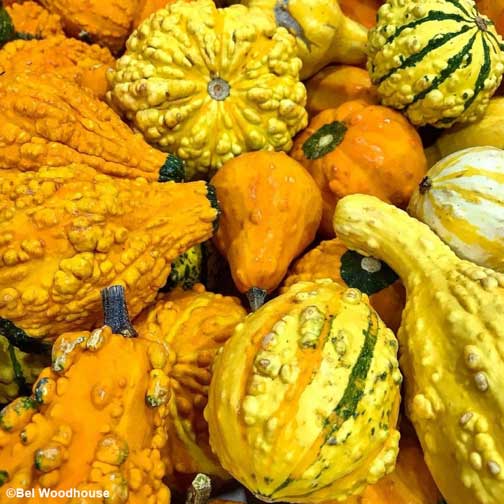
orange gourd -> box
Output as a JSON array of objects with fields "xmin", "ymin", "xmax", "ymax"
[
  {"xmin": 476, "ymin": 0, "xmax": 504, "ymax": 36},
  {"xmin": 5, "ymin": 1, "xmax": 64, "ymax": 38},
  {"xmin": 282, "ymin": 239, "xmax": 405, "ymax": 333},
  {"xmin": 305, "ymin": 65, "xmax": 379, "ymax": 118},
  {"xmin": 211, "ymin": 151, "xmax": 322, "ymax": 310},
  {"xmin": 339, "ymin": 0, "xmax": 384, "ymax": 28},
  {"xmin": 291, "ymin": 100, "xmax": 427, "ymax": 237}
]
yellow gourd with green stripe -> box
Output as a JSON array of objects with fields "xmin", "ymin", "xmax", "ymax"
[
  {"xmin": 368, "ymin": 0, "xmax": 504, "ymax": 127},
  {"xmin": 206, "ymin": 279, "xmax": 402, "ymax": 503},
  {"xmin": 408, "ymin": 147, "xmax": 504, "ymax": 272}
]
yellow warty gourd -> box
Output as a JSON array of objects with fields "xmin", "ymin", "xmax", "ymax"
[{"xmin": 333, "ymin": 194, "xmax": 504, "ymax": 504}]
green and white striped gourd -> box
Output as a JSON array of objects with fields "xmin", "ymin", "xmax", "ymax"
[{"xmin": 368, "ymin": 0, "xmax": 504, "ymax": 127}]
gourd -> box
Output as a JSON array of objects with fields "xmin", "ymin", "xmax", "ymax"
[
  {"xmin": 408, "ymin": 147, "xmax": 504, "ymax": 272},
  {"xmin": 0, "ymin": 163, "xmax": 218, "ymax": 345},
  {"xmin": 5, "ymin": 1, "xmax": 64, "ymax": 38},
  {"xmin": 368, "ymin": 0, "xmax": 504, "ymax": 128},
  {"xmin": 282, "ymin": 239, "xmax": 405, "ymax": 333},
  {"xmin": 162, "ymin": 245, "xmax": 204, "ymax": 292},
  {"xmin": 134, "ymin": 285, "xmax": 246, "ymax": 489},
  {"xmin": 241, "ymin": 0, "xmax": 368, "ymax": 79},
  {"xmin": 339, "ymin": 0, "xmax": 384, "ymax": 28},
  {"xmin": 476, "ymin": 0, "xmax": 504, "ymax": 36},
  {"xmin": 38, "ymin": 0, "xmax": 137, "ymax": 54},
  {"xmin": 206, "ymin": 279, "xmax": 402, "ymax": 502},
  {"xmin": 425, "ymin": 98, "xmax": 504, "ymax": 166},
  {"xmin": 333, "ymin": 194, "xmax": 504, "ymax": 504},
  {"xmin": 0, "ymin": 36, "xmax": 114, "ymax": 100},
  {"xmin": 305, "ymin": 66, "xmax": 379, "ymax": 118},
  {"xmin": 133, "ymin": 0, "xmax": 190, "ymax": 28},
  {"xmin": 0, "ymin": 285, "xmax": 172, "ymax": 504},
  {"xmin": 0, "ymin": 336, "xmax": 49, "ymax": 405},
  {"xmin": 290, "ymin": 100, "xmax": 427, "ymax": 237},
  {"xmin": 107, "ymin": 0, "xmax": 308, "ymax": 180},
  {"xmin": 211, "ymin": 151, "xmax": 322, "ymax": 310},
  {"xmin": 0, "ymin": 73, "xmax": 178, "ymax": 180}
]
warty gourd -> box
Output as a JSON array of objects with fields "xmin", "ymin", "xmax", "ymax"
[
  {"xmin": 333, "ymin": 194, "xmax": 504, "ymax": 504},
  {"xmin": 4, "ymin": 1, "xmax": 64, "ymax": 38}
]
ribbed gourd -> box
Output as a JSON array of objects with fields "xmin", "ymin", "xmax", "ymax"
[
  {"xmin": 333, "ymin": 194, "xmax": 504, "ymax": 504},
  {"xmin": 0, "ymin": 286, "xmax": 172, "ymax": 504},
  {"xmin": 241, "ymin": 0, "xmax": 368, "ymax": 79},
  {"xmin": 206, "ymin": 279, "xmax": 402, "ymax": 503},
  {"xmin": 134, "ymin": 285, "xmax": 246, "ymax": 489},
  {"xmin": 107, "ymin": 0, "xmax": 308, "ymax": 180},
  {"xmin": 0, "ymin": 73, "xmax": 183, "ymax": 181},
  {"xmin": 408, "ymin": 147, "xmax": 504, "ymax": 272},
  {"xmin": 5, "ymin": 1, "xmax": 64, "ymax": 39},
  {"xmin": 0, "ymin": 164, "xmax": 218, "ymax": 346},
  {"xmin": 368, "ymin": 0, "xmax": 504, "ymax": 127}
]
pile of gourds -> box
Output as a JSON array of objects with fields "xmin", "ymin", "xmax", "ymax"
[{"xmin": 0, "ymin": 0, "xmax": 503, "ymax": 503}]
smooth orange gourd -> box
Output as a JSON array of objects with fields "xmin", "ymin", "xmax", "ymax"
[
  {"xmin": 211, "ymin": 151, "xmax": 322, "ymax": 309},
  {"xmin": 476, "ymin": 0, "xmax": 504, "ymax": 36},
  {"xmin": 5, "ymin": 1, "xmax": 64, "ymax": 38},
  {"xmin": 339, "ymin": 0, "xmax": 384, "ymax": 28},
  {"xmin": 291, "ymin": 100, "xmax": 427, "ymax": 237}
]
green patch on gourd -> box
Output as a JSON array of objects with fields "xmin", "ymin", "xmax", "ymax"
[
  {"xmin": 159, "ymin": 154, "xmax": 186, "ymax": 183},
  {"xmin": 302, "ymin": 122, "xmax": 347, "ymax": 160}
]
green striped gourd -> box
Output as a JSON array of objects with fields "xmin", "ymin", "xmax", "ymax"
[
  {"xmin": 409, "ymin": 147, "xmax": 504, "ymax": 272},
  {"xmin": 206, "ymin": 279, "xmax": 402, "ymax": 502},
  {"xmin": 368, "ymin": 0, "xmax": 504, "ymax": 127}
]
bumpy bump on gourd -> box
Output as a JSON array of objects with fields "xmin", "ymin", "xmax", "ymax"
[
  {"xmin": 333, "ymin": 193, "xmax": 504, "ymax": 504},
  {"xmin": 206, "ymin": 279, "xmax": 401, "ymax": 503},
  {"xmin": 5, "ymin": 1, "xmax": 64, "ymax": 38},
  {"xmin": 107, "ymin": 0, "xmax": 307, "ymax": 180},
  {"xmin": 134, "ymin": 284, "xmax": 246, "ymax": 489},
  {"xmin": 0, "ymin": 164, "xmax": 218, "ymax": 343},
  {"xmin": 0, "ymin": 73, "xmax": 174, "ymax": 180},
  {"xmin": 368, "ymin": 0, "xmax": 504, "ymax": 127}
]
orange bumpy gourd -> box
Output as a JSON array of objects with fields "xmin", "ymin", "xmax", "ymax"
[
  {"xmin": 282, "ymin": 239, "xmax": 405, "ymax": 333},
  {"xmin": 0, "ymin": 37, "xmax": 114, "ymax": 100},
  {"xmin": 211, "ymin": 151, "xmax": 322, "ymax": 309},
  {"xmin": 0, "ymin": 286, "xmax": 171, "ymax": 504},
  {"xmin": 0, "ymin": 164, "xmax": 218, "ymax": 345},
  {"xmin": 0, "ymin": 73, "xmax": 176, "ymax": 180},
  {"xmin": 290, "ymin": 100, "xmax": 427, "ymax": 237},
  {"xmin": 39, "ymin": 0, "xmax": 137, "ymax": 54},
  {"xmin": 339, "ymin": 0, "xmax": 384, "ymax": 28},
  {"xmin": 5, "ymin": 1, "xmax": 64, "ymax": 38},
  {"xmin": 134, "ymin": 284, "xmax": 246, "ymax": 489}
]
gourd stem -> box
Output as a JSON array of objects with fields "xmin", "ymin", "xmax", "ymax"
[
  {"xmin": 247, "ymin": 287, "xmax": 267, "ymax": 311},
  {"xmin": 185, "ymin": 474, "xmax": 211, "ymax": 504},
  {"xmin": 101, "ymin": 285, "xmax": 137, "ymax": 337}
]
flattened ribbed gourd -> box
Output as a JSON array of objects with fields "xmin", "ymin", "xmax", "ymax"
[
  {"xmin": 206, "ymin": 279, "xmax": 401, "ymax": 503},
  {"xmin": 107, "ymin": 0, "xmax": 307, "ymax": 180},
  {"xmin": 368, "ymin": 0, "xmax": 504, "ymax": 127},
  {"xmin": 0, "ymin": 165, "xmax": 218, "ymax": 345}
]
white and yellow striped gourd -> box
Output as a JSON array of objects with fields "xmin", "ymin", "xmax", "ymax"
[{"xmin": 408, "ymin": 147, "xmax": 504, "ymax": 272}]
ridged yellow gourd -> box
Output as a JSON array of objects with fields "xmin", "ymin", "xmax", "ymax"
[
  {"xmin": 409, "ymin": 147, "xmax": 504, "ymax": 272},
  {"xmin": 368, "ymin": 0, "xmax": 504, "ymax": 127},
  {"xmin": 333, "ymin": 194, "xmax": 504, "ymax": 504},
  {"xmin": 206, "ymin": 279, "xmax": 402, "ymax": 503}
]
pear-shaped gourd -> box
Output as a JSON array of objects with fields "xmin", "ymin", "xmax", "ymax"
[{"xmin": 333, "ymin": 194, "xmax": 504, "ymax": 504}]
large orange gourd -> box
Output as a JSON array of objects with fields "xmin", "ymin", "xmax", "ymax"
[
  {"xmin": 5, "ymin": 1, "xmax": 64, "ymax": 38},
  {"xmin": 291, "ymin": 100, "xmax": 427, "ymax": 237},
  {"xmin": 211, "ymin": 151, "xmax": 322, "ymax": 309}
]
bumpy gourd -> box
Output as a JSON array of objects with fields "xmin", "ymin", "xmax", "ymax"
[
  {"xmin": 0, "ymin": 286, "xmax": 171, "ymax": 504},
  {"xmin": 133, "ymin": 0, "xmax": 190, "ymax": 28},
  {"xmin": 368, "ymin": 0, "xmax": 504, "ymax": 127},
  {"xmin": 0, "ymin": 336, "xmax": 49, "ymax": 405},
  {"xmin": 39, "ymin": 0, "xmax": 137, "ymax": 53},
  {"xmin": 162, "ymin": 245, "xmax": 204, "ymax": 292},
  {"xmin": 0, "ymin": 36, "xmax": 114, "ymax": 100},
  {"xmin": 0, "ymin": 164, "xmax": 218, "ymax": 345},
  {"xmin": 211, "ymin": 151, "xmax": 322, "ymax": 309},
  {"xmin": 206, "ymin": 279, "xmax": 402, "ymax": 503},
  {"xmin": 0, "ymin": 73, "xmax": 180, "ymax": 180},
  {"xmin": 282, "ymin": 239, "xmax": 405, "ymax": 333},
  {"xmin": 242, "ymin": 0, "xmax": 368, "ymax": 79},
  {"xmin": 333, "ymin": 194, "xmax": 504, "ymax": 504},
  {"xmin": 5, "ymin": 1, "xmax": 64, "ymax": 38},
  {"xmin": 107, "ymin": 0, "xmax": 307, "ymax": 180},
  {"xmin": 134, "ymin": 285, "xmax": 246, "ymax": 489},
  {"xmin": 409, "ymin": 147, "xmax": 504, "ymax": 272},
  {"xmin": 290, "ymin": 100, "xmax": 427, "ymax": 236}
]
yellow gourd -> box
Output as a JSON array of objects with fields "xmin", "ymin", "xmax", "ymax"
[{"xmin": 333, "ymin": 194, "xmax": 504, "ymax": 504}]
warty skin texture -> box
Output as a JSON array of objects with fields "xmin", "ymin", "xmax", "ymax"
[
  {"xmin": 333, "ymin": 194, "xmax": 504, "ymax": 504},
  {"xmin": 0, "ymin": 164, "xmax": 217, "ymax": 343},
  {"xmin": 107, "ymin": 0, "xmax": 307, "ymax": 180},
  {"xmin": 206, "ymin": 279, "xmax": 401, "ymax": 503},
  {"xmin": 5, "ymin": 1, "xmax": 64, "ymax": 38},
  {"xmin": 0, "ymin": 73, "xmax": 168, "ymax": 180}
]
